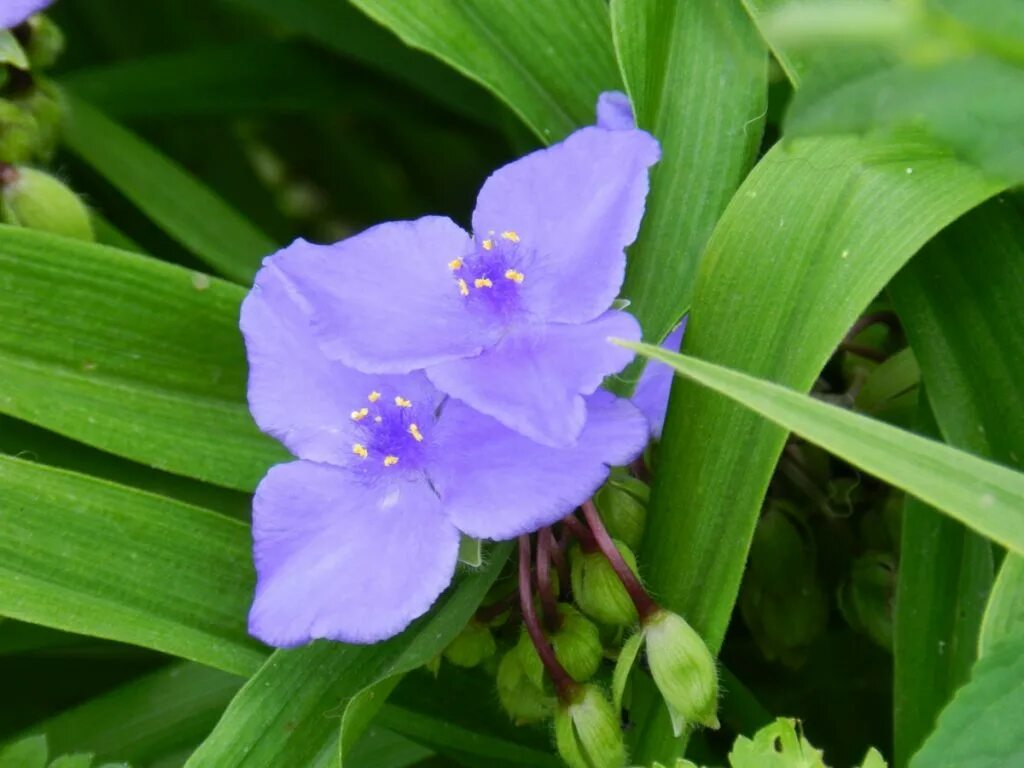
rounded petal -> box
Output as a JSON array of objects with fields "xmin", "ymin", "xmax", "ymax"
[
  {"xmin": 1, "ymin": 0, "xmax": 52, "ymax": 28},
  {"xmin": 596, "ymin": 91, "xmax": 636, "ymax": 131},
  {"xmin": 240, "ymin": 259, "xmax": 438, "ymax": 465},
  {"xmin": 248, "ymin": 461, "xmax": 459, "ymax": 646},
  {"xmin": 631, "ymin": 319, "xmax": 687, "ymax": 439},
  {"xmin": 271, "ymin": 218, "xmax": 502, "ymax": 373},
  {"xmin": 427, "ymin": 311, "xmax": 642, "ymax": 447},
  {"xmin": 472, "ymin": 126, "xmax": 660, "ymax": 324},
  {"xmin": 430, "ymin": 391, "xmax": 647, "ymax": 540}
]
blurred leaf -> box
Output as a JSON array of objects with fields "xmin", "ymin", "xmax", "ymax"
[
  {"xmin": 0, "ymin": 30, "xmax": 28, "ymax": 69},
  {"xmin": 46, "ymin": 756, "xmax": 94, "ymax": 768},
  {"xmin": 909, "ymin": 636, "xmax": 1024, "ymax": 767},
  {"xmin": 0, "ymin": 735, "xmax": 47, "ymax": 768},
  {"xmin": 633, "ymin": 133, "xmax": 1000, "ymax": 761},
  {"xmin": 0, "ymin": 455, "xmax": 265, "ymax": 675},
  {"xmin": 626, "ymin": 343, "xmax": 1024, "ymax": 554},
  {"xmin": 981, "ymin": 555, "xmax": 1024, "ymax": 655},
  {"xmin": 611, "ymin": 0, "xmax": 767, "ymax": 348},
  {"xmin": 62, "ymin": 42, "xmax": 366, "ymax": 118},
  {"xmin": 61, "ymin": 97, "xmax": 276, "ymax": 283},
  {"xmin": 0, "ymin": 226, "xmax": 285, "ymax": 491},
  {"xmin": 350, "ymin": 0, "xmax": 622, "ymax": 142},
  {"xmin": 185, "ymin": 543, "xmax": 512, "ymax": 768}
]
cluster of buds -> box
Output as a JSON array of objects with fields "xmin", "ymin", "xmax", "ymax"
[
  {"xmin": 436, "ymin": 472, "xmax": 720, "ymax": 768},
  {"xmin": 0, "ymin": 8, "xmax": 92, "ymax": 240}
]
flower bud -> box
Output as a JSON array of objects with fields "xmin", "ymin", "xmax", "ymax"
[
  {"xmin": 838, "ymin": 551, "xmax": 895, "ymax": 651},
  {"xmin": 442, "ymin": 620, "xmax": 495, "ymax": 668},
  {"xmin": 570, "ymin": 540, "xmax": 639, "ymax": 627},
  {"xmin": 1, "ymin": 167, "xmax": 94, "ymax": 241},
  {"xmin": 0, "ymin": 101, "xmax": 40, "ymax": 164},
  {"xmin": 644, "ymin": 609, "xmax": 719, "ymax": 734},
  {"xmin": 17, "ymin": 79, "xmax": 64, "ymax": 162},
  {"xmin": 496, "ymin": 644, "xmax": 555, "ymax": 725},
  {"xmin": 594, "ymin": 480, "xmax": 647, "ymax": 551},
  {"xmin": 517, "ymin": 605, "xmax": 604, "ymax": 686},
  {"xmin": 25, "ymin": 15, "xmax": 65, "ymax": 70},
  {"xmin": 554, "ymin": 684, "xmax": 625, "ymax": 768}
]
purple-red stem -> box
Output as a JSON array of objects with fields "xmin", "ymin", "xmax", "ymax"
[
  {"xmin": 536, "ymin": 527, "xmax": 563, "ymax": 632},
  {"xmin": 518, "ymin": 535, "xmax": 577, "ymax": 701},
  {"xmin": 580, "ymin": 500, "xmax": 659, "ymax": 622},
  {"xmin": 562, "ymin": 513, "xmax": 598, "ymax": 553}
]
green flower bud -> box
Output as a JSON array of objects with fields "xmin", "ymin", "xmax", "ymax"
[
  {"xmin": 571, "ymin": 540, "xmax": 639, "ymax": 627},
  {"xmin": 17, "ymin": 79, "xmax": 64, "ymax": 162},
  {"xmin": 644, "ymin": 609, "xmax": 719, "ymax": 734},
  {"xmin": 0, "ymin": 101, "xmax": 39, "ymax": 164},
  {"xmin": 838, "ymin": 551, "xmax": 895, "ymax": 651},
  {"xmin": 442, "ymin": 620, "xmax": 495, "ymax": 668},
  {"xmin": 496, "ymin": 644, "xmax": 555, "ymax": 725},
  {"xmin": 517, "ymin": 605, "xmax": 604, "ymax": 686},
  {"xmin": 554, "ymin": 684, "xmax": 625, "ymax": 768},
  {"xmin": 1, "ymin": 167, "xmax": 94, "ymax": 241},
  {"xmin": 25, "ymin": 15, "xmax": 65, "ymax": 70},
  {"xmin": 594, "ymin": 481, "xmax": 647, "ymax": 551}
]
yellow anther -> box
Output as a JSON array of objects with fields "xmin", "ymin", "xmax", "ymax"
[
  {"xmin": 368, "ymin": 391, "xmax": 381, "ymax": 403},
  {"xmin": 448, "ymin": 258, "xmax": 463, "ymax": 270},
  {"xmin": 458, "ymin": 278, "xmax": 470, "ymax": 296},
  {"xmin": 501, "ymin": 230, "xmax": 520, "ymax": 243},
  {"xmin": 383, "ymin": 455, "xmax": 400, "ymax": 467},
  {"xmin": 352, "ymin": 443, "xmax": 368, "ymax": 459},
  {"xmin": 395, "ymin": 396, "xmax": 412, "ymax": 408},
  {"xmin": 482, "ymin": 239, "xmax": 493, "ymax": 251},
  {"xmin": 350, "ymin": 407, "xmax": 369, "ymax": 421},
  {"xmin": 408, "ymin": 423, "xmax": 424, "ymax": 442},
  {"xmin": 474, "ymin": 277, "xmax": 493, "ymax": 289},
  {"xmin": 504, "ymin": 269, "xmax": 525, "ymax": 284}
]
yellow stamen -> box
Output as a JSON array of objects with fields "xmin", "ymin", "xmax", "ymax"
[
  {"xmin": 504, "ymin": 269, "xmax": 525, "ymax": 284},
  {"xmin": 350, "ymin": 407, "xmax": 369, "ymax": 421},
  {"xmin": 408, "ymin": 423, "xmax": 424, "ymax": 442},
  {"xmin": 368, "ymin": 391, "xmax": 381, "ymax": 402},
  {"xmin": 383, "ymin": 455, "xmax": 400, "ymax": 467},
  {"xmin": 458, "ymin": 278, "xmax": 469, "ymax": 296},
  {"xmin": 395, "ymin": 396, "xmax": 412, "ymax": 408},
  {"xmin": 482, "ymin": 239, "xmax": 493, "ymax": 251},
  {"xmin": 501, "ymin": 230, "xmax": 520, "ymax": 243},
  {"xmin": 474, "ymin": 277, "xmax": 493, "ymax": 289},
  {"xmin": 448, "ymin": 258, "xmax": 463, "ymax": 270},
  {"xmin": 352, "ymin": 443, "xmax": 368, "ymax": 459}
]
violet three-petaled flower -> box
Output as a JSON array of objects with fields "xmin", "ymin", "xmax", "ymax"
[
  {"xmin": 1, "ymin": 0, "xmax": 52, "ymax": 29},
  {"xmin": 240, "ymin": 262, "xmax": 648, "ymax": 646},
  {"xmin": 269, "ymin": 119, "xmax": 660, "ymax": 448}
]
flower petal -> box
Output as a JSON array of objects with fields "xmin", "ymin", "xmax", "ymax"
[
  {"xmin": 248, "ymin": 461, "xmax": 459, "ymax": 646},
  {"xmin": 472, "ymin": 126, "xmax": 659, "ymax": 324},
  {"xmin": 596, "ymin": 91, "xmax": 636, "ymax": 131},
  {"xmin": 631, "ymin": 320, "xmax": 687, "ymax": 439},
  {"xmin": 240, "ymin": 260, "xmax": 438, "ymax": 465},
  {"xmin": 1, "ymin": 0, "xmax": 51, "ymax": 28},
  {"xmin": 430, "ymin": 391, "xmax": 647, "ymax": 540},
  {"xmin": 271, "ymin": 218, "xmax": 502, "ymax": 373},
  {"xmin": 427, "ymin": 311, "xmax": 641, "ymax": 447}
]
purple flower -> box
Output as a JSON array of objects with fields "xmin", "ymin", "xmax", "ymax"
[
  {"xmin": 596, "ymin": 91, "xmax": 636, "ymax": 131},
  {"xmin": 270, "ymin": 123, "xmax": 659, "ymax": 448},
  {"xmin": 1, "ymin": 0, "xmax": 52, "ymax": 28},
  {"xmin": 631, "ymin": 320, "xmax": 687, "ymax": 439},
  {"xmin": 241, "ymin": 262, "xmax": 648, "ymax": 646}
]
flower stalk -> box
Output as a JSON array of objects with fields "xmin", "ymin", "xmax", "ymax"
[{"xmin": 536, "ymin": 527, "xmax": 564, "ymax": 632}]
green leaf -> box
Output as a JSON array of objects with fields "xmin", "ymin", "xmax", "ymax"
[
  {"xmin": 612, "ymin": 630, "xmax": 644, "ymax": 712},
  {"xmin": 0, "ymin": 30, "xmax": 28, "ymax": 69},
  {"xmin": 909, "ymin": 636, "xmax": 1024, "ymax": 768},
  {"xmin": 344, "ymin": 728, "xmax": 432, "ymax": 768},
  {"xmin": 60, "ymin": 96, "xmax": 276, "ymax": 283},
  {"xmin": 727, "ymin": 717, "xmax": 825, "ymax": 768},
  {"xmin": 981, "ymin": 555, "xmax": 1024, "ymax": 656},
  {"xmin": 350, "ymin": 0, "xmax": 622, "ymax": 142},
  {"xmin": 0, "ymin": 455, "xmax": 265, "ymax": 675},
  {"xmin": 624, "ymin": 343, "xmax": 1024, "ymax": 555},
  {"xmin": 632, "ymin": 133, "xmax": 1000, "ymax": 761},
  {"xmin": 184, "ymin": 543, "xmax": 512, "ymax": 768},
  {"xmin": 0, "ymin": 226, "xmax": 285, "ymax": 491},
  {"xmin": 47, "ymin": 756, "xmax": 94, "ymax": 768},
  {"xmin": 611, "ymin": 0, "xmax": 767, "ymax": 347},
  {"xmin": 0, "ymin": 735, "xmax": 48, "ymax": 768}
]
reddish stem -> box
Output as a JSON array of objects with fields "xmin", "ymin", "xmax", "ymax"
[
  {"xmin": 474, "ymin": 591, "xmax": 517, "ymax": 624},
  {"xmin": 545, "ymin": 527, "xmax": 569, "ymax": 596},
  {"xmin": 536, "ymin": 527, "xmax": 563, "ymax": 632},
  {"xmin": 518, "ymin": 535, "xmax": 577, "ymax": 702},
  {"xmin": 561, "ymin": 513, "xmax": 598, "ymax": 553},
  {"xmin": 580, "ymin": 500, "xmax": 659, "ymax": 622}
]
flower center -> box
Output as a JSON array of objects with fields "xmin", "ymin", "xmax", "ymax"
[
  {"xmin": 348, "ymin": 390, "xmax": 430, "ymax": 471},
  {"xmin": 449, "ymin": 230, "xmax": 526, "ymax": 318}
]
